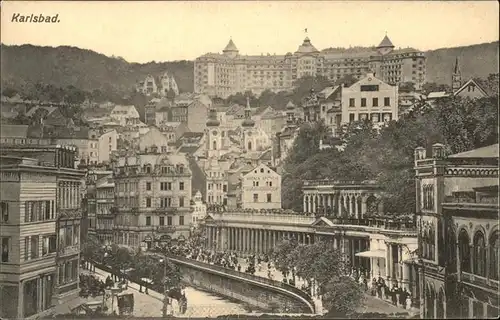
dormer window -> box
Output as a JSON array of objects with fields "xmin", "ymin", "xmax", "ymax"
[{"xmin": 145, "ymin": 165, "xmax": 152, "ymax": 174}]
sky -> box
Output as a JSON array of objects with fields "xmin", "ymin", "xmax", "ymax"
[{"xmin": 1, "ymin": 1, "xmax": 499, "ymax": 63}]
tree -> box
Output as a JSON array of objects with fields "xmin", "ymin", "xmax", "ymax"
[
  {"xmin": 272, "ymin": 240, "xmax": 364, "ymax": 316},
  {"xmin": 1, "ymin": 87, "xmax": 18, "ymax": 98},
  {"xmin": 321, "ymin": 276, "xmax": 365, "ymax": 317},
  {"xmin": 270, "ymin": 239, "xmax": 298, "ymax": 278},
  {"xmin": 333, "ymin": 74, "xmax": 358, "ymax": 88}
]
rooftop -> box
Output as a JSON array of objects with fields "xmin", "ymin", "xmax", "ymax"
[{"xmin": 448, "ymin": 143, "xmax": 499, "ymax": 159}]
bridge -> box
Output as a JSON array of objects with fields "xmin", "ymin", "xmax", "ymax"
[{"xmin": 163, "ymin": 254, "xmax": 316, "ymax": 314}]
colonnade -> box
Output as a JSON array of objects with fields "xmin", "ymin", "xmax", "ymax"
[
  {"xmin": 205, "ymin": 226, "xmax": 314, "ymax": 254},
  {"xmin": 303, "ymin": 192, "xmax": 374, "ymax": 218}
]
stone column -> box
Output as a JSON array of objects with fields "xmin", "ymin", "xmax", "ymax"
[
  {"xmin": 399, "ymin": 246, "xmax": 404, "ymax": 286},
  {"xmin": 386, "ymin": 243, "xmax": 392, "ymax": 287},
  {"xmin": 361, "ymin": 196, "xmax": 368, "ymax": 219},
  {"xmin": 354, "ymin": 195, "xmax": 360, "ymax": 218},
  {"xmin": 303, "ymin": 196, "xmax": 307, "ymax": 213},
  {"xmin": 402, "ymin": 262, "xmax": 410, "ymax": 291}
]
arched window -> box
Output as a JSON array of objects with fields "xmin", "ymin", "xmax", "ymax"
[
  {"xmin": 247, "ymin": 141, "xmax": 252, "ymax": 150},
  {"xmin": 458, "ymin": 229, "xmax": 471, "ymax": 273},
  {"xmin": 489, "ymin": 231, "xmax": 499, "ymax": 280},
  {"xmin": 473, "ymin": 231, "xmax": 486, "ymax": 277},
  {"xmin": 213, "ymin": 141, "xmax": 217, "ymax": 150}
]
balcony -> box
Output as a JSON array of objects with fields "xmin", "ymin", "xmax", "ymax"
[
  {"xmin": 58, "ymin": 208, "xmax": 82, "ymax": 219},
  {"xmin": 156, "ymin": 226, "xmax": 177, "ymax": 233},
  {"xmin": 461, "ymin": 272, "xmax": 499, "ymax": 292},
  {"xmin": 58, "ymin": 244, "xmax": 80, "ymax": 257},
  {"xmin": 154, "ymin": 207, "xmax": 178, "ymax": 215}
]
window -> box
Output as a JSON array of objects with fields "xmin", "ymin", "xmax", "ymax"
[
  {"xmin": 42, "ymin": 235, "xmax": 57, "ymax": 256},
  {"xmin": 161, "ymin": 182, "xmax": 172, "ymax": 191},
  {"xmin": 31, "ymin": 236, "xmax": 39, "ymax": 259},
  {"xmin": 473, "ymin": 231, "xmax": 487, "ymax": 277},
  {"xmin": 372, "ymin": 98, "xmax": 378, "ymax": 107},
  {"xmin": 159, "ymin": 216, "xmax": 165, "ymax": 226},
  {"xmin": 146, "ymin": 216, "xmax": 151, "ymax": 226},
  {"xmin": 360, "ymin": 85, "xmax": 379, "ymax": 92},
  {"xmin": 179, "ymin": 166, "xmax": 184, "ymax": 174},
  {"xmin": 161, "ymin": 198, "xmax": 171, "ymax": 207},
  {"xmin": 349, "ymin": 98, "xmax": 355, "ymax": 107},
  {"xmin": 361, "ymin": 98, "xmax": 366, "ymax": 107},
  {"xmin": 1, "ymin": 237, "xmax": 9, "ymax": 262},
  {"xmin": 24, "ymin": 237, "xmax": 30, "ymax": 260},
  {"xmin": 267, "ymin": 193, "xmax": 272, "ymax": 202},
  {"xmin": 458, "ymin": 229, "xmax": 470, "ymax": 273},
  {"xmin": 145, "ymin": 166, "xmax": 151, "ymax": 174},
  {"xmin": 146, "ymin": 182, "xmax": 151, "ymax": 191},
  {"xmin": 179, "ymin": 216, "xmax": 184, "ymax": 226},
  {"xmin": 384, "ymin": 97, "xmax": 390, "ymax": 106},
  {"xmin": 146, "ymin": 197, "xmax": 151, "ymax": 207},
  {"xmin": 179, "ymin": 197, "xmax": 185, "ymax": 207},
  {"xmin": 179, "ymin": 182, "xmax": 184, "ymax": 191},
  {"xmin": 349, "ymin": 113, "xmax": 355, "ymax": 122},
  {"xmin": 223, "ymin": 185, "xmax": 227, "ymax": 192},
  {"xmin": 65, "ymin": 226, "xmax": 72, "ymax": 246},
  {"xmin": 73, "ymin": 225, "xmax": 80, "ymax": 245},
  {"xmin": 1, "ymin": 202, "xmax": 8, "ymax": 223},
  {"xmin": 167, "ymin": 216, "xmax": 172, "ymax": 225},
  {"xmin": 489, "ymin": 231, "xmax": 499, "ymax": 280},
  {"xmin": 253, "ymin": 194, "xmax": 259, "ymax": 202}
]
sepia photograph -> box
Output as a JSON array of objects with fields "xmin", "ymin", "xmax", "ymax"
[{"xmin": 0, "ymin": 1, "xmax": 499, "ymax": 319}]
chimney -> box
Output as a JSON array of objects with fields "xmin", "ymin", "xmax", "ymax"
[{"xmin": 432, "ymin": 143, "xmax": 445, "ymax": 159}]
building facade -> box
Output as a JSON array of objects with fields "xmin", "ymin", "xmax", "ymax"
[
  {"xmin": 341, "ymin": 73, "xmax": 399, "ymax": 125},
  {"xmin": 241, "ymin": 163, "xmax": 282, "ymax": 209},
  {"xmin": 95, "ymin": 175, "xmax": 114, "ymax": 245},
  {"xmin": 0, "ymin": 144, "xmax": 85, "ymax": 319},
  {"xmin": 414, "ymin": 143, "xmax": 499, "ymax": 319},
  {"xmin": 98, "ymin": 129, "xmax": 118, "ymax": 164},
  {"xmin": 112, "ymin": 152, "xmax": 193, "ymax": 249},
  {"xmin": 194, "ymin": 35, "xmax": 426, "ymax": 98},
  {"xmin": 191, "ymin": 191, "xmax": 207, "ymax": 226}
]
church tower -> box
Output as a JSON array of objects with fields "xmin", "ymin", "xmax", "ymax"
[
  {"xmin": 452, "ymin": 57, "xmax": 462, "ymax": 92},
  {"xmin": 205, "ymin": 107, "xmax": 221, "ymax": 158},
  {"xmin": 241, "ymin": 97, "xmax": 256, "ymax": 152}
]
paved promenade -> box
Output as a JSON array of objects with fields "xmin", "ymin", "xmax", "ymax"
[{"xmin": 81, "ymin": 265, "xmax": 248, "ymax": 317}]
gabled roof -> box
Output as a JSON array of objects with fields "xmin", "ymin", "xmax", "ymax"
[
  {"xmin": 377, "ymin": 35, "xmax": 394, "ymax": 48},
  {"xmin": 311, "ymin": 216, "xmax": 335, "ymax": 227},
  {"xmin": 427, "ymin": 92, "xmax": 450, "ymax": 99},
  {"xmin": 448, "ymin": 144, "xmax": 499, "ymax": 159},
  {"xmin": 453, "ymin": 79, "xmax": 488, "ymax": 97},
  {"xmin": 25, "ymin": 106, "xmax": 57, "ymax": 117}
]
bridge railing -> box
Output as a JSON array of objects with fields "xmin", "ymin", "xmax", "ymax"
[{"xmin": 165, "ymin": 254, "xmax": 316, "ymax": 313}]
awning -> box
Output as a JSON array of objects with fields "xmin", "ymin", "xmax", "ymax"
[{"xmin": 355, "ymin": 249, "xmax": 386, "ymax": 258}]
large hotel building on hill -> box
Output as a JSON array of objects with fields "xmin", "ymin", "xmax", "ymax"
[{"xmin": 194, "ymin": 35, "xmax": 426, "ymax": 98}]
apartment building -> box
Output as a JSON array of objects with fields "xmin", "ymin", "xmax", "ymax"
[
  {"xmin": 112, "ymin": 151, "xmax": 193, "ymax": 249},
  {"xmin": 0, "ymin": 144, "xmax": 85, "ymax": 319},
  {"xmin": 241, "ymin": 163, "xmax": 281, "ymax": 210},
  {"xmin": 341, "ymin": 73, "xmax": 399, "ymax": 125}
]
